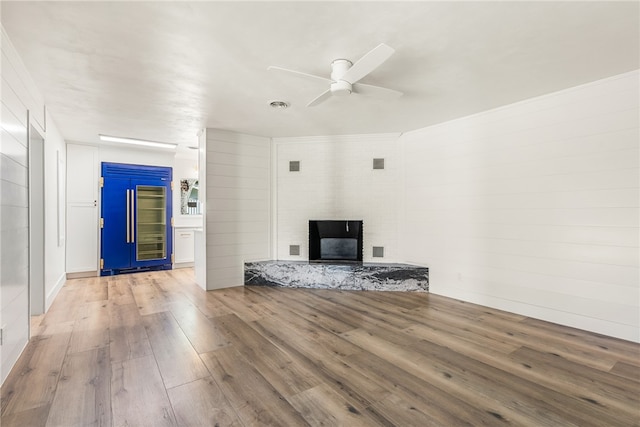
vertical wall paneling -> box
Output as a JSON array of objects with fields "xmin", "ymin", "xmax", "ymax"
[
  {"xmin": 399, "ymin": 70, "xmax": 640, "ymax": 342},
  {"xmin": 1, "ymin": 27, "xmax": 32, "ymax": 384},
  {"xmin": 0, "ymin": 83, "xmax": 29, "ymax": 386},
  {"xmin": 0, "ymin": 31, "xmax": 44, "ymax": 133},
  {"xmin": 272, "ymin": 134, "xmax": 400, "ymax": 263},
  {"xmin": 205, "ymin": 129, "xmax": 270, "ymax": 289},
  {"xmin": 194, "ymin": 130, "xmax": 207, "ymax": 289}
]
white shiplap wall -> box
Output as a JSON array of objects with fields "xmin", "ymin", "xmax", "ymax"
[
  {"xmin": 205, "ymin": 129, "xmax": 271, "ymax": 289},
  {"xmin": 1, "ymin": 51, "xmax": 30, "ymax": 385},
  {"xmin": 399, "ymin": 70, "xmax": 639, "ymax": 342},
  {"xmin": 273, "ymin": 134, "xmax": 400, "ymax": 262},
  {"xmin": 1, "ymin": 27, "xmax": 46, "ymax": 384}
]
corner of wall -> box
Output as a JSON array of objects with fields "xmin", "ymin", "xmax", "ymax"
[{"xmin": 203, "ymin": 129, "xmax": 271, "ymax": 290}]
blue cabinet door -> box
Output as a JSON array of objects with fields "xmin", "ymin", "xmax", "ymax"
[{"xmin": 101, "ymin": 177, "xmax": 132, "ymax": 270}]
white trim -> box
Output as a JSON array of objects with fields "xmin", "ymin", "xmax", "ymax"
[
  {"xmin": 270, "ymin": 137, "xmax": 278, "ymax": 259},
  {"xmin": 272, "ymin": 132, "xmax": 401, "ymax": 145},
  {"xmin": 1, "ymin": 339, "xmax": 28, "ymax": 386},
  {"xmin": 45, "ymin": 272, "xmax": 66, "ymax": 312}
]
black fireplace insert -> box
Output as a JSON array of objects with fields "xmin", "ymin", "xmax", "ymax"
[{"xmin": 309, "ymin": 220, "xmax": 363, "ymax": 262}]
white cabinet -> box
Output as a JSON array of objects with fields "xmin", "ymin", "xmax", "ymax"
[
  {"xmin": 174, "ymin": 228, "xmax": 195, "ymax": 266},
  {"xmin": 66, "ymin": 144, "xmax": 99, "ymax": 274},
  {"xmin": 66, "ymin": 204, "xmax": 99, "ymax": 272},
  {"xmin": 68, "ymin": 144, "xmax": 99, "ymax": 201}
]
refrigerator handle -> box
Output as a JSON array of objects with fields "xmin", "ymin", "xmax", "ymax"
[
  {"xmin": 126, "ymin": 189, "xmax": 130, "ymax": 243},
  {"xmin": 131, "ymin": 189, "xmax": 135, "ymax": 243}
]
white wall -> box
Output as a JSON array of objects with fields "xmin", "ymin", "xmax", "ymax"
[
  {"xmin": 1, "ymin": 26, "xmax": 66, "ymax": 384},
  {"xmin": 43, "ymin": 111, "xmax": 66, "ymax": 309},
  {"xmin": 97, "ymin": 143, "xmax": 175, "ymax": 169},
  {"xmin": 205, "ymin": 129, "xmax": 270, "ymax": 289},
  {"xmin": 273, "ymin": 134, "xmax": 400, "ymax": 262},
  {"xmin": 399, "ymin": 70, "xmax": 639, "ymax": 342}
]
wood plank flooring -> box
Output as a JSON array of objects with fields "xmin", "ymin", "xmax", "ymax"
[{"xmin": 1, "ymin": 269, "xmax": 639, "ymax": 426}]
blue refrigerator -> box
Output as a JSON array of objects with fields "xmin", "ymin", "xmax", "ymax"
[{"xmin": 100, "ymin": 162, "xmax": 173, "ymax": 276}]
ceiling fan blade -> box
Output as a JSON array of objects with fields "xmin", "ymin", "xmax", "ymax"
[
  {"xmin": 341, "ymin": 43, "xmax": 395, "ymax": 84},
  {"xmin": 306, "ymin": 89, "xmax": 332, "ymax": 107},
  {"xmin": 352, "ymin": 83, "xmax": 403, "ymax": 99},
  {"xmin": 268, "ymin": 66, "xmax": 332, "ymax": 83}
]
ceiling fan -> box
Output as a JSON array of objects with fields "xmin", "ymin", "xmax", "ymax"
[{"xmin": 268, "ymin": 43, "xmax": 403, "ymax": 107}]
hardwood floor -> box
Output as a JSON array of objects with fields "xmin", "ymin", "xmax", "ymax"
[{"xmin": 1, "ymin": 269, "xmax": 639, "ymax": 426}]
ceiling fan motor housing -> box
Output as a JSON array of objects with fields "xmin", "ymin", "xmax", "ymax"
[{"xmin": 330, "ymin": 59, "xmax": 353, "ymax": 96}]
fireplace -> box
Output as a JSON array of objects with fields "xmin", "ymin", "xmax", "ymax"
[{"xmin": 309, "ymin": 220, "xmax": 363, "ymax": 262}]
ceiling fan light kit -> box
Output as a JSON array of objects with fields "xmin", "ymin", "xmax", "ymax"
[{"xmin": 269, "ymin": 43, "xmax": 403, "ymax": 107}]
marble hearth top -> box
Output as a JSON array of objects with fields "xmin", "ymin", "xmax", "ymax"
[{"xmin": 244, "ymin": 260, "xmax": 429, "ymax": 292}]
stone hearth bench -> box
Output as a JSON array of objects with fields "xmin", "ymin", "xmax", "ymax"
[{"xmin": 244, "ymin": 260, "xmax": 428, "ymax": 292}]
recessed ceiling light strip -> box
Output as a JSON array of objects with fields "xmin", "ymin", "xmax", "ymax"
[{"xmin": 99, "ymin": 134, "xmax": 177, "ymax": 149}]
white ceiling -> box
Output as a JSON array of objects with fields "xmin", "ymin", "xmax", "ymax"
[{"xmin": 2, "ymin": 1, "xmax": 638, "ymax": 148}]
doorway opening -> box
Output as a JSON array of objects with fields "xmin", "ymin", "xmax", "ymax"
[{"xmin": 29, "ymin": 123, "xmax": 45, "ymax": 317}]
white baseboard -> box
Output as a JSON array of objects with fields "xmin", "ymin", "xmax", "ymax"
[
  {"xmin": 174, "ymin": 262, "xmax": 194, "ymax": 269},
  {"xmin": 1, "ymin": 338, "xmax": 28, "ymax": 386},
  {"xmin": 45, "ymin": 272, "xmax": 67, "ymax": 312},
  {"xmin": 66, "ymin": 271, "xmax": 98, "ymax": 279}
]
